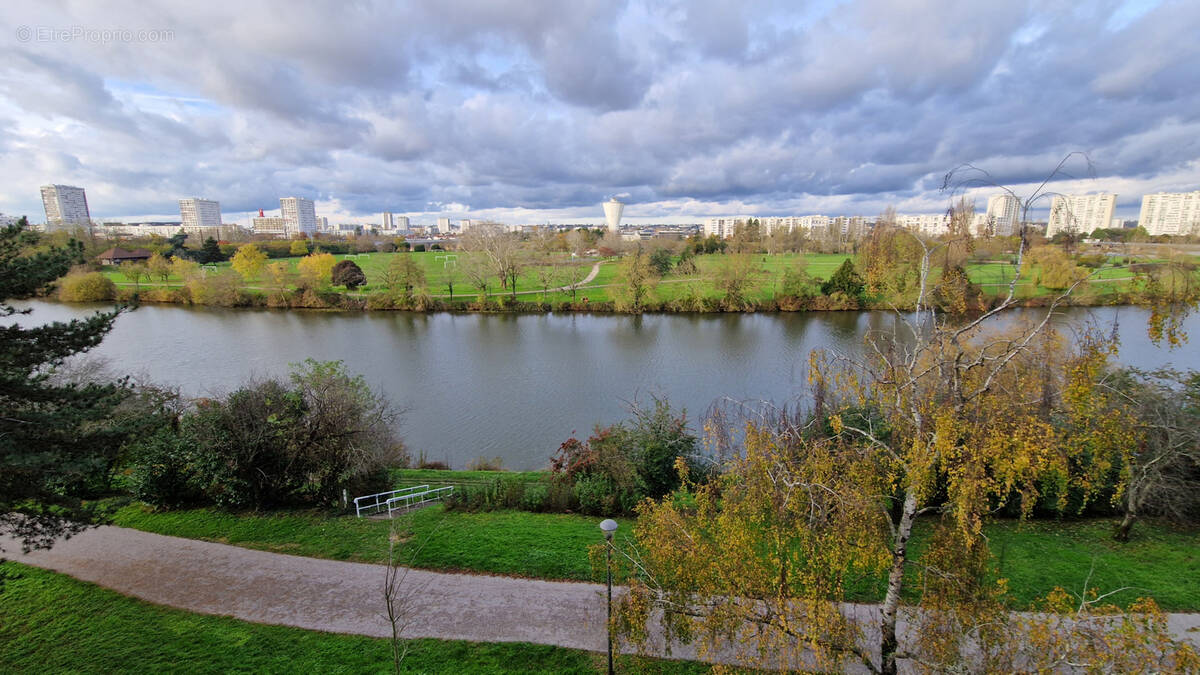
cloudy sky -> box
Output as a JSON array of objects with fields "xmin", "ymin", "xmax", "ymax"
[{"xmin": 1, "ymin": 0, "xmax": 1198, "ymax": 226}]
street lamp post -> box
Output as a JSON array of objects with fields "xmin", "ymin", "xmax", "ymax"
[{"xmin": 599, "ymin": 518, "xmax": 619, "ymax": 675}]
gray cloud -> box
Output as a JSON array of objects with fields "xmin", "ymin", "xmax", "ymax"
[{"xmin": 0, "ymin": 0, "xmax": 1197, "ymax": 222}]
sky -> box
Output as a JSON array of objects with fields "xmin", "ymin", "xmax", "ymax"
[{"xmin": 1, "ymin": 0, "xmax": 1198, "ymax": 226}]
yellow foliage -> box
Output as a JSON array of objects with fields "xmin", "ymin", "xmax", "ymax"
[
  {"xmin": 297, "ymin": 252, "xmax": 336, "ymax": 286},
  {"xmin": 230, "ymin": 244, "xmax": 268, "ymax": 281}
]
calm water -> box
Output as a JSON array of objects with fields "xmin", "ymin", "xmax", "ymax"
[{"xmin": 11, "ymin": 301, "xmax": 1200, "ymax": 470}]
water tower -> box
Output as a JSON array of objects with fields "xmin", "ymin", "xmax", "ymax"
[{"xmin": 603, "ymin": 198, "xmax": 624, "ymax": 233}]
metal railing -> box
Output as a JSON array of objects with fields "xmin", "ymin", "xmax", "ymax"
[
  {"xmin": 352, "ymin": 484, "xmax": 455, "ymax": 517},
  {"xmin": 353, "ymin": 485, "xmax": 429, "ymax": 517},
  {"xmin": 385, "ymin": 486, "xmax": 454, "ymax": 516}
]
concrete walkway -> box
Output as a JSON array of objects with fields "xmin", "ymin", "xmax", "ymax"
[{"xmin": 6, "ymin": 525, "xmax": 1198, "ymax": 668}]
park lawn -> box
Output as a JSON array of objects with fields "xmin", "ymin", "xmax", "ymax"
[
  {"xmin": 109, "ymin": 502, "xmax": 1200, "ymax": 611},
  {"xmin": 111, "ymin": 503, "xmax": 635, "ymax": 582},
  {"xmin": 392, "ymin": 468, "xmax": 549, "ymax": 490},
  {"xmin": 0, "ymin": 563, "xmax": 704, "ymax": 675}
]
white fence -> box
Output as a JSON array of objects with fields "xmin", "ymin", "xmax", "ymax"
[{"xmin": 352, "ymin": 485, "xmax": 454, "ymax": 518}]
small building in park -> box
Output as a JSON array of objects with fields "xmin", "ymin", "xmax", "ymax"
[{"xmin": 96, "ymin": 247, "xmax": 153, "ymax": 265}]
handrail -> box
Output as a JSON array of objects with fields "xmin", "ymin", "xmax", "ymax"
[
  {"xmin": 385, "ymin": 486, "xmax": 455, "ymax": 516},
  {"xmin": 353, "ymin": 485, "xmax": 429, "ymax": 517}
]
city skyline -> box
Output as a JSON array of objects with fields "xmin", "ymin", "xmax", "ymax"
[{"xmin": 3, "ymin": 2, "xmax": 1199, "ymax": 226}]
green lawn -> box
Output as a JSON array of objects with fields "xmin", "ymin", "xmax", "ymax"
[
  {"xmin": 96, "ymin": 250, "xmax": 1191, "ymax": 308},
  {"xmin": 111, "ymin": 503, "xmax": 633, "ymax": 582},
  {"xmin": 0, "ymin": 563, "xmax": 704, "ymax": 674},
  {"xmin": 392, "ymin": 468, "xmax": 549, "ymax": 491},
  {"xmin": 109, "ymin": 502, "xmax": 1200, "ymax": 611}
]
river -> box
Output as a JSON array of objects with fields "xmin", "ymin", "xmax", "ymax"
[{"xmin": 10, "ymin": 301, "xmax": 1200, "ymax": 470}]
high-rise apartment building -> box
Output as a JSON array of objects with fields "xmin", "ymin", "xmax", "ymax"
[
  {"xmin": 1138, "ymin": 191, "xmax": 1200, "ymax": 236},
  {"xmin": 986, "ymin": 194, "xmax": 1021, "ymax": 236},
  {"xmin": 435, "ymin": 216, "xmax": 451, "ymax": 233},
  {"xmin": 395, "ymin": 215, "xmax": 410, "ymax": 230},
  {"xmin": 382, "ymin": 212, "xmax": 394, "ymax": 230},
  {"xmin": 280, "ymin": 197, "xmax": 317, "ymax": 236},
  {"xmin": 40, "ymin": 184, "xmax": 91, "ymax": 230},
  {"xmin": 1045, "ymin": 194, "xmax": 1116, "ymax": 237},
  {"xmin": 179, "ymin": 198, "xmax": 222, "ymax": 229}
]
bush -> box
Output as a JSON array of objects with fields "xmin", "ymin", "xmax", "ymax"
[
  {"xmin": 331, "ymin": 260, "xmax": 366, "ymax": 289},
  {"xmin": 58, "ymin": 271, "xmax": 116, "ymax": 301},
  {"xmin": 125, "ymin": 427, "xmax": 202, "ymax": 509},
  {"xmin": 130, "ymin": 360, "xmax": 407, "ymax": 510}
]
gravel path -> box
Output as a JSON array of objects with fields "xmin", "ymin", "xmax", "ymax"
[{"xmin": 6, "ymin": 525, "xmax": 1198, "ymax": 668}]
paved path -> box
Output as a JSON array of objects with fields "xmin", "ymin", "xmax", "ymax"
[
  {"xmin": 4, "ymin": 525, "xmax": 645, "ymax": 655},
  {"xmin": 6, "ymin": 525, "xmax": 1198, "ymax": 668}
]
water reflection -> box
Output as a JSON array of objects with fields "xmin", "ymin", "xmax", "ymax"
[{"xmin": 9, "ymin": 301, "xmax": 1199, "ymax": 470}]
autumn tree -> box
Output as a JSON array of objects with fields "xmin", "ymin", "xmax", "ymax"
[
  {"xmin": 857, "ymin": 207, "xmax": 924, "ymax": 300},
  {"xmin": 380, "ymin": 255, "xmax": 425, "ymax": 301},
  {"xmin": 147, "ymin": 252, "xmax": 172, "ymax": 283},
  {"xmin": 230, "ymin": 244, "xmax": 268, "ymax": 281},
  {"xmin": 614, "ymin": 247, "xmax": 656, "ymax": 313},
  {"xmin": 170, "ymin": 256, "xmax": 200, "ymax": 282},
  {"xmin": 297, "ymin": 252, "xmax": 337, "ymax": 288},
  {"xmin": 265, "ymin": 261, "xmax": 294, "ymax": 301},
  {"xmin": 120, "ymin": 261, "xmax": 149, "ymax": 293},
  {"xmin": 289, "ymin": 238, "xmax": 310, "ymax": 256},
  {"xmin": 712, "ymin": 253, "xmax": 760, "ymax": 310}
]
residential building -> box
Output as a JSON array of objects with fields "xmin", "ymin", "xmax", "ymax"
[
  {"xmin": 382, "ymin": 212, "xmax": 393, "ymax": 230},
  {"xmin": 897, "ymin": 213, "xmax": 951, "ymax": 236},
  {"xmin": 395, "ymin": 215, "xmax": 410, "ymax": 230},
  {"xmin": 179, "ymin": 198, "xmax": 222, "ymax": 229},
  {"xmin": 1138, "ymin": 191, "xmax": 1200, "ymax": 236},
  {"xmin": 703, "ymin": 216, "xmax": 751, "ymax": 238},
  {"xmin": 0, "ymin": 213, "xmax": 18, "ymax": 226},
  {"xmin": 280, "ymin": 197, "xmax": 317, "ymax": 236},
  {"xmin": 1045, "ymin": 194, "xmax": 1116, "ymax": 237},
  {"xmin": 435, "ymin": 216, "xmax": 451, "ymax": 233},
  {"xmin": 253, "ymin": 216, "xmax": 288, "ymax": 237},
  {"xmin": 40, "ymin": 184, "xmax": 91, "ymax": 230},
  {"xmin": 986, "ymin": 194, "xmax": 1021, "ymax": 236}
]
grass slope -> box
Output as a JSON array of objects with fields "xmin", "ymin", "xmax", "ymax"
[{"xmin": 0, "ymin": 564, "xmax": 703, "ymax": 674}]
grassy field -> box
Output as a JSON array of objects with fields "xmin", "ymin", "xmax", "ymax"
[
  {"xmin": 98, "ymin": 248, "xmax": 1177, "ymax": 307},
  {"xmin": 0, "ymin": 563, "xmax": 703, "ymax": 674},
  {"xmin": 110, "ymin": 502, "xmax": 1200, "ymax": 611}
]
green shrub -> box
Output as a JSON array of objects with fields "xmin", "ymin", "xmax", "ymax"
[
  {"xmin": 58, "ymin": 271, "xmax": 116, "ymax": 301},
  {"xmin": 125, "ymin": 427, "xmax": 202, "ymax": 508},
  {"xmin": 520, "ymin": 483, "xmax": 549, "ymax": 512},
  {"xmin": 130, "ymin": 360, "xmax": 407, "ymax": 510}
]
